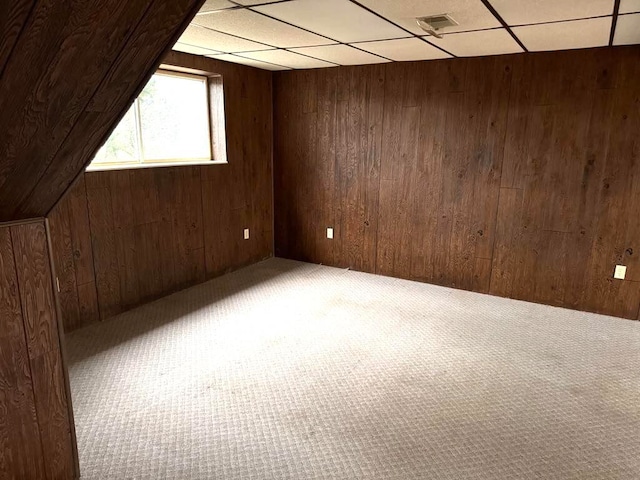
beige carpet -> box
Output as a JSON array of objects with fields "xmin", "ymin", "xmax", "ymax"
[{"xmin": 67, "ymin": 258, "xmax": 640, "ymax": 479}]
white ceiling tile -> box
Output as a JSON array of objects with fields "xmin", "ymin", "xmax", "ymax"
[
  {"xmin": 289, "ymin": 45, "xmax": 389, "ymax": 65},
  {"xmin": 253, "ymin": 0, "xmax": 409, "ymax": 43},
  {"xmin": 179, "ymin": 24, "xmax": 272, "ymax": 53},
  {"xmin": 513, "ymin": 17, "xmax": 612, "ymax": 51},
  {"xmin": 233, "ymin": 0, "xmax": 284, "ymax": 4},
  {"xmin": 197, "ymin": 0, "xmax": 236, "ymax": 13},
  {"xmin": 173, "ymin": 42, "xmax": 222, "ymax": 56},
  {"xmin": 354, "ymin": 37, "xmax": 451, "ymax": 61},
  {"xmin": 491, "ymin": 0, "xmax": 614, "ymax": 26},
  {"xmin": 207, "ymin": 53, "xmax": 291, "ymax": 70},
  {"xmin": 614, "ymin": 13, "xmax": 640, "ymax": 45},
  {"xmin": 357, "ymin": 0, "xmax": 500, "ymax": 35},
  {"xmin": 620, "ymin": 0, "xmax": 640, "ymax": 13},
  {"xmin": 237, "ymin": 49, "xmax": 337, "ymax": 69},
  {"xmin": 430, "ymin": 29, "xmax": 523, "ymax": 57},
  {"xmin": 192, "ymin": 8, "xmax": 332, "ymax": 47}
]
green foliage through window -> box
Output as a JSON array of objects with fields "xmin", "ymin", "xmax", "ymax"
[{"xmin": 90, "ymin": 71, "xmax": 211, "ymax": 169}]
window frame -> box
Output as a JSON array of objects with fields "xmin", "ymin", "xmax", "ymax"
[{"xmin": 87, "ymin": 69, "xmax": 217, "ymax": 172}]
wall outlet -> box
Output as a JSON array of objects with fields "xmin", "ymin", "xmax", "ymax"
[
  {"xmin": 327, "ymin": 227, "xmax": 334, "ymax": 239},
  {"xmin": 243, "ymin": 228, "xmax": 250, "ymax": 240},
  {"xmin": 614, "ymin": 265, "xmax": 627, "ymax": 280}
]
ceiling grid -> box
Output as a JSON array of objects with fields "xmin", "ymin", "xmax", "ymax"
[{"xmin": 172, "ymin": 0, "xmax": 640, "ymax": 70}]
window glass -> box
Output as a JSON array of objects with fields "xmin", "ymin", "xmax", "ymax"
[
  {"xmin": 88, "ymin": 71, "xmax": 212, "ymax": 170},
  {"xmin": 139, "ymin": 73, "xmax": 211, "ymax": 162},
  {"xmin": 91, "ymin": 105, "xmax": 139, "ymax": 165}
]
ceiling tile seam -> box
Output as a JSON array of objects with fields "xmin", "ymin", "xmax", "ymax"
[
  {"xmin": 215, "ymin": 52, "xmax": 291, "ymax": 69},
  {"xmin": 345, "ymin": 0, "xmax": 457, "ymax": 58},
  {"xmin": 246, "ymin": 7, "xmax": 342, "ymax": 45},
  {"xmin": 346, "ymin": 44, "xmax": 393, "ymax": 62},
  {"xmin": 242, "ymin": 5, "xmax": 398, "ymax": 61},
  {"xmin": 196, "ymin": 5, "xmax": 244, "ymax": 15},
  {"xmin": 416, "ymin": 36, "xmax": 455, "ymax": 57},
  {"xmin": 432, "ymin": 26, "xmax": 503, "ymax": 36},
  {"xmin": 609, "ymin": 0, "xmax": 622, "ymax": 46},
  {"xmin": 232, "ymin": 47, "xmax": 341, "ymax": 67},
  {"xmin": 284, "ymin": 46, "xmax": 391, "ymax": 65},
  {"xmin": 175, "ymin": 41, "xmax": 222, "ymax": 54},
  {"xmin": 228, "ymin": 0, "xmax": 294, "ymax": 8},
  {"xmin": 188, "ymin": 23, "xmax": 278, "ymax": 49},
  {"xmin": 478, "ymin": 0, "xmax": 528, "ymax": 52},
  {"xmin": 510, "ymin": 14, "xmax": 613, "ymax": 28},
  {"xmin": 280, "ymin": 49, "xmax": 342, "ymax": 66}
]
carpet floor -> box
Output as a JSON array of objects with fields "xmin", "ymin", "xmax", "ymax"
[{"xmin": 67, "ymin": 258, "xmax": 640, "ymax": 479}]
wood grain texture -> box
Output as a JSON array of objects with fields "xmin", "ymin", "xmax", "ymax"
[
  {"xmin": 274, "ymin": 46, "xmax": 640, "ymax": 320},
  {"xmin": 0, "ymin": 0, "xmax": 34, "ymax": 76},
  {"xmin": 0, "ymin": 0, "xmax": 205, "ymax": 221},
  {"xmin": 0, "ymin": 221, "xmax": 76, "ymax": 479},
  {"xmin": 0, "ymin": 226, "xmax": 46, "ymax": 479},
  {"xmin": 48, "ymin": 178, "xmax": 99, "ymax": 331},
  {"xmin": 48, "ymin": 52, "xmax": 273, "ymax": 330},
  {"xmin": 11, "ymin": 223, "xmax": 59, "ymax": 359}
]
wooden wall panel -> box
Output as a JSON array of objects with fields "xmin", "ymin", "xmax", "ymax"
[
  {"xmin": 0, "ymin": 220, "xmax": 77, "ymax": 479},
  {"xmin": 274, "ymin": 46, "xmax": 640, "ymax": 320},
  {"xmin": 0, "ymin": 0, "xmax": 205, "ymax": 221},
  {"xmin": 48, "ymin": 53, "xmax": 273, "ymax": 331},
  {"xmin": 11, "ymin": 222, "xmax": 76, "ymax": 479},
  {"xmin": 0, "ymin": 0, "xmax": 34, "ymax": 75},
  {"xmin": 48, "ymin": 178, "xmax": 100, "ymax": 331},
  {"xmin": 0, "ymin": 226, "xmax": 46, "ymax": 479}
]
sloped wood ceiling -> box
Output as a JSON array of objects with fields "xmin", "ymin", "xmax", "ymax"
[{"xmin": 0, "ymin": 0, "xmax": 205, "ymax": 221}]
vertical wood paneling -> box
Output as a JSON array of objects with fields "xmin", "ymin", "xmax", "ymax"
[
  {"xmin": 0, "ymin": 0, "xmax": 206, "ymax": 220},
  {"xmin": 274, "ymin": 46, "xmax": 640, "ymax": 320},
  {"xmin": 2, "ymin": 221, "xmax": 76, "ymax": 479},
  {"xmin": 48, "ymin": 52, "xmax": 273, "ymax": 331},
  {"xmin": 0, "ymin": 226, "xmax": 46, "ymax": 479}
]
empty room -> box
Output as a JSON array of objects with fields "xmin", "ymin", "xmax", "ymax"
[{"xmin": 1, "ymin": 0, "xmax": 640, "ymax": 479}]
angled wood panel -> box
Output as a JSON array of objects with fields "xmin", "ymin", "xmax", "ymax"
[
  {"xmin": 0, "ymin": 0, "xmax": 34, "ymax": 75},
  {"xmin": 0, "ymin": 0, "xmax": 205, "ymax": 221},
  {"xmin": 47, "ymin": 52, "xmax": 273, "ymax": 331}
]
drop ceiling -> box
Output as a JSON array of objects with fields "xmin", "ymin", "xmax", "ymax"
[{"xmin": 172, "ymin": 0, "xmax": 640, "ymax": 70}]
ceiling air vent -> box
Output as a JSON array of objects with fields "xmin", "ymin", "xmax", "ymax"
[{"xmin": 416, "ymin": 14, "xmax": 458, "ymax": 39}]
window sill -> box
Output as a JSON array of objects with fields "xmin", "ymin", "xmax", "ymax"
[{"xmin": 85, "ymin": 159, "xmax": 228, "ymax": 173}]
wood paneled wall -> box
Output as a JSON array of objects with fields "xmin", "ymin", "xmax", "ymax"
[
  {"xmin": 0, "ymin": 0, "xmax": 205, "ymax": 221},
  {"xmin": 0, "ymin": 219, "xmax": 77, "ymax": 479},
  {"xmin": 274, "ymin": 46, "xmax": 640, "ymax": 320},
  {"xmin": 48, "ymin": 52, "xmax": 273, "ymax": 331}
]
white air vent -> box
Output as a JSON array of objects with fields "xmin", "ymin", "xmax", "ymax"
[{"xmin": 416, "ymin": 14, "xmax": 458, "ymax": 39}]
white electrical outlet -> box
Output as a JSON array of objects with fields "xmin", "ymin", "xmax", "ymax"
[
  {"xmin": 243, "ymin": 228, "xmax": 250, "ymax": 240},
  {"xmin": 614, "ymin": 265, "xmax": 627, "ymax": 280},
  {"xmin": 327, "ymin": 227, "xmax": 334, "ymax": 239}
]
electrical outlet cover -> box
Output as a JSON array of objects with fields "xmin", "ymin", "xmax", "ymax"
[
  {"xmin": 614, "ymin": 265, "xmax": 627, "ymax": 280},
  {"xmin": 327, "ymin": 227, "xmax": 334, "ymax": 239},
  {"xmin": 243, "ymin": 228, "xmax": 250, "ymax": 240}
]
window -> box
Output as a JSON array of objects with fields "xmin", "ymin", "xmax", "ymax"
[{"xmin": 89, "ymin": 70, "xmax": 214, "ymax": 170}]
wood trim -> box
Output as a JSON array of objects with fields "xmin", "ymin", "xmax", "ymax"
[
  {"xmin": 609, "ymin": 0, "xmax": 622, "ymax": 46},
  {"xmin": 479, "ymin": 0, "xmax": 528, "ymax": 52},
  {"xmin": 0, "ymin": 217, "xmax": 47, "ymax": 228},
  {"xmin": 44, "ymin": 217, "xmax": 80, "ymax": 479}
]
